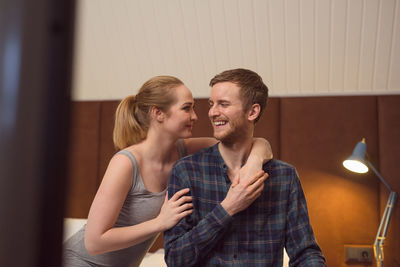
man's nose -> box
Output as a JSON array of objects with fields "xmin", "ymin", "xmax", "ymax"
[{"xmin": 209, "ymin": 104, "xmax": 221, "ymax": 118}]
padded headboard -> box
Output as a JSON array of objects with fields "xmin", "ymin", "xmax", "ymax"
[{"xmin": 65, "ymin": 96, "xmax": 400, "ymax": 265}]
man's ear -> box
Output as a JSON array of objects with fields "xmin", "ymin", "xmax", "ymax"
[
  {"xmin": 247, "ymin": 103, "xmax": 260, "ymax": 122},
  {"xmin": 150, "ymin": 106, "xmax": 165, "ymax": 122}
]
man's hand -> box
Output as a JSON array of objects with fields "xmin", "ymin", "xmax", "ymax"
[{"xmin": 221, "ymin": 170, "xmax": 268, "ymax": 216}]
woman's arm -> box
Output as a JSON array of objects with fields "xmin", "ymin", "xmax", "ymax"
[
  {"xmin": 84, "ymin": 154, "xmax": 192, "ymax": 255},
  {"xmin": 185, "ymin": 137, "xmax": 272, "ymax": 182},
  {"xmin": 184, "ymin": 137, "xmax": 217, "ymax": 155},
  {"xmin": 250, "ymin": 137, "xmax": 273, "ymax": 164},
  {"xmin": 185, "ymin": 137, "xmax": 272, "ymax": 162},
  {"xmin": 239, "ymin": 138, "xmax": 273, "ymax": 181}
]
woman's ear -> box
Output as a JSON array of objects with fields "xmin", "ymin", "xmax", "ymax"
[
  {"xmin": 247, "ymin": 104, "xmax": 261, "ymax": 123},
  {"xmin": 150, "ymin": 106, "xmax": 165, "ymax": 122}
]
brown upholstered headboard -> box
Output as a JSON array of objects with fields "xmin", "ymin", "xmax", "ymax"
[{"xmin": 65, "ymin": 96, "xmax": 400, "ymax": 266}]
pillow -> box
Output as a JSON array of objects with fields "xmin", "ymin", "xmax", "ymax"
[
  {"xmin": 63, "ymin": 218, "xmax": 87, "ymax": 241},
  {"xmin": 140, "ymin": 249, "xmax": 166, "ymax": 267},
  {"xmin": 139, "ymin": 248, "xmax": 289, "ymax": 267}
]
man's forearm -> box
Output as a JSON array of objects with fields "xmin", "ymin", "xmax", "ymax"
[
  {"xmin": 285, "ymin": 172, "xmax": 326, "ymax": 266},
  {"xmin": 164, "ymin": 204, "xmax": 232, "ymax": 266}
]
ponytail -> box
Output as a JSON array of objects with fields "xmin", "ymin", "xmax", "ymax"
[
  {"xmin": 113, "ymin": 95, "xmax": 146, "ymax": 150},
  {"xmin": 113, "ymin": 75, "xmax": 184, "ymax": 150}
]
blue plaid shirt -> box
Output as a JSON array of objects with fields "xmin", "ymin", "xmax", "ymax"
[{"xmin": 164, "ymin": 144, "xmax": 326, "ymax": 266}]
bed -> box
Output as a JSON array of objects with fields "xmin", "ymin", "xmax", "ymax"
[{"xmin": 63, "ymin": 218, "xmax": 288, "ymax": 266}]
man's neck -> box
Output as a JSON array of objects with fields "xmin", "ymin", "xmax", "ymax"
[{"xmin": 218, "ymin": 137, "xmax": 253, "ymax": 175}]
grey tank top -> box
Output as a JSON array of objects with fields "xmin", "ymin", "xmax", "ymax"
[{"xmin": 63, "ymin": 139, "xmax": 187, "ymax": 267}]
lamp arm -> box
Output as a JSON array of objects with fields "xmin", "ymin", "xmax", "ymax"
[
  {"xmin": 367, "ymin": 161, "xmax": 393, "ymax": 191},
  {"xmin": 365, "ymin": 161, "xmax": 397, "ymax": 267},
  {"xmin": 373, "ymin": 191, "xmax": 397, "ymax": 267}
]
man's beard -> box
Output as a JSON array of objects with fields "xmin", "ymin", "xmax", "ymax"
[{"xmin": 214, "ymin": 119, "xmax": 248, "ymax": 145}]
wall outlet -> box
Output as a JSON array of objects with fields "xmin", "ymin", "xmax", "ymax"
[{"xmin": 345, "ymin": 245, "xmax": 373, "ymax": 264}]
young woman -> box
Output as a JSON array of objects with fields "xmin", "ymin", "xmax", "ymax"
[{"xmin": 63, "ymin": 76, "xmax": 272, "ymax": 267}]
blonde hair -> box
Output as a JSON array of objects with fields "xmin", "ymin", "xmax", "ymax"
[{"xmin": 113, "ymin": 76, "xmax": 184, "ymax": 149}]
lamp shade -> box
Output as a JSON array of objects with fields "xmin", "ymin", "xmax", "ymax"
[{"xmin": 343, "ymin": 139, "xmax": 368, "ymax": 173}]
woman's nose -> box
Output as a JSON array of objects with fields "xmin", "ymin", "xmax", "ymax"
[{"xmin": 191, "ymin": 110, "xmax": 198, "ymax": 121}]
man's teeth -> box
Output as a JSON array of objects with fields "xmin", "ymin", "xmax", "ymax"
[{"xmin": 214, "ymin": 121, "xmax": 226, "ymax": 126}]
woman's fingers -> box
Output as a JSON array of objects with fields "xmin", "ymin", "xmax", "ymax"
[
  {"xmin": 176, "ymin": 209, "xmax": 193, "ymax": 220},
  {"xmin": 173, "ymin": 195, "xmax": 192, "ymax": 206},
  {"xmin": 176, "ymin": 203, "xmax": 193, "ymax": 213},
  {"xmin": 170, "ymin": 188, "xmax": 190, "ymax": 201}
]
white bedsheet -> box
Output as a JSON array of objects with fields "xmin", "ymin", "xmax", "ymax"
[{"xmin": 63, "ymin": 218, "xmax": 289, "ymax": 266}]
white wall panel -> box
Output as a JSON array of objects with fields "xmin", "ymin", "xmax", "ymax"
[
  {"xmin": 181, "ymin": 0, "xmax": 204, "ymax": 91},
  {"xmin": 285, "ymin": 0, "xmax": 301, "ymax": 93},
  {"xmin": 268, "ymin": 0, "xmax": 287, "ymax": 93},
  {"xmin": 315, "ymin": 0, "xmax": 331, "ymax": 92},
  {"xmin": 167, "ymin": 1, "xmax": 192, "ymax": 84},
  {"xmin": 152, "ymin": 0, "xmax": 173, "ymax": 75},
  {"xmin": 329, "ymin": 0, "xmax": 347, "ymax": 92},
  {"xmin": 253, "ymin": 0, "xmax": 274, "ymax": 89},
  {"xmin": 344, "ymin": 0, "xmax": 363, "ymax": 92},
  {"xmin": 374, "ymin": 0, "xmax": 396, "ymax": 91},
  {"xmin": 72, "ymin": 0, "xmax": 400, "ymax": 100},
  {"xmin": 223, "ymin": 0, "xmax": 243, "ymax": 68},
  {"xmin": 194, "ymin": 0, "xmax": 218, "ymax": 87},
  {"xmin": 238, "ymin": 0, "xmax": 258, "ymax": 69},
  {"xmin": 389, "ymin": 1, "xmax": 400, "ymax": 90},
  {"xmin": 359, "ymin": 0, "xmax": 380, "ymax": 92},
  {"xmin": 300, "ymin": 0, "xmax": 315, "ymax": 93},
  {"xmin": 209, "ymin": 0, "xmax": 230, "ymax": 73}
]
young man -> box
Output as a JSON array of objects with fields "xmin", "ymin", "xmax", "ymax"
[{"xmin": 164, "ymin": 69, "xmax": 326, "ymax": 266}]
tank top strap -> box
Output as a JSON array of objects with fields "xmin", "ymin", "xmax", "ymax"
[
  {"xmin": 115, "ymin": 150, "xmax": 141, "ymax": 190},
  {"xmin": 116, "ymin": 149, "xmax": 137, "ymax": 165}
]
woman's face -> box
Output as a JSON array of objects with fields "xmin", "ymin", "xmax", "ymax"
[{"xmin": 162, "ymin": 84, "xmax": 198, "ymax": 139}]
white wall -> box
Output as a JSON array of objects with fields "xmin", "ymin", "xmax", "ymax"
[{"xmin": 72, "ymin": 0, "xmax": 400, "ymax": 100}]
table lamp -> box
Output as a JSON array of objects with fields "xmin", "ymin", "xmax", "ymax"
[{"xmin": 343, "ymin": 138, "xmax": 397, "ymax": 267}]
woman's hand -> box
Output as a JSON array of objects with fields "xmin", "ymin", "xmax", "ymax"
[{"xmin": 156, "ymin": 188, "xmax": 193, "ymax": 231}]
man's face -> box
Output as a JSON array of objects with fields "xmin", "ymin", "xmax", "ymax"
[{"xmin": 208, "ymin": 82, "xmax": 249, "ymax": 143}]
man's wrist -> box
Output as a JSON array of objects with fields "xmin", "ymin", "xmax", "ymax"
[{"xmin": 220, "ymin": 199, "xmax": 235, "ymax": 216}]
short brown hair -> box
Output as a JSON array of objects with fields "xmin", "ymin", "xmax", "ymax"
[{"xmin": 209, "ymin": 68, "xmax": 268, "ymax": 122}]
